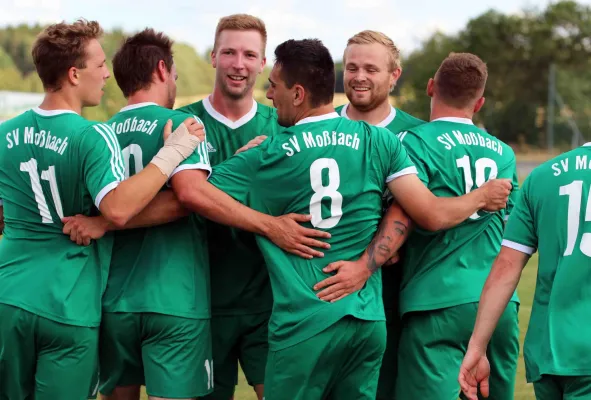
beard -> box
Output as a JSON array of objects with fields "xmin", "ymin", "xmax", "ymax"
[
  {"xmin": 218, "ymin": 75, "xmax": 256, "ymax": 100},
  {"xmin": 346, "ymin": 80, "xmax": 391, "ymax": 112}
]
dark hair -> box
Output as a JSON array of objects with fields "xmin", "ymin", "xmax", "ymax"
[
  {"xmin": 274, "ymin": 39, "xmax": 334, "ymax": 107},
  {"xmin": 435, "ymin": 52, "xmax": 488, "ymax": 108},
  {"xmin": 32, "ymin": 19, "xmax": 103, "ymax": 91},
  {"xmin": 112, "ymin": 28, "xmax": 174, "ymax": 98}
]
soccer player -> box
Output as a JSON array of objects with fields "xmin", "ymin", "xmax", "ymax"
[
  {"xmin": 0, "ymin": 20, "xmax": 202, "ymax": 400},
  {"xmin": 333, "ymin": 30, "xmax": 425, "ymax": 399},
  {"xmin": 206, "ymin": 38, "xmax": 512, "ymax": 400},
  {"xmin": 176, "ymin": 14, "xmax": 277, "ymax": 400},
  {"xmin": 393, "ymin": 53, "xmax": 520, "ymax": 400},
  {"xmin": 458, "ymin": 152, "xmax": 591, "ymax": 398}
]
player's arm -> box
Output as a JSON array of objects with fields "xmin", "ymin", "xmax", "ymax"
[
  {"xmin": 314, "ymin": 201, "xmax": 411, "ymax": 302},
  {"xmin": 0, "ymin": 201, "xmax": 4, "ymax": 232}
]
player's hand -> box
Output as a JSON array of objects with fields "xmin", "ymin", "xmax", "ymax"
[
  {"xmin": 479, "ymin": 179, "xmax": 512, "ymax": 212},
  {"xmin": 62, "ymin": 215, "xmax": 109, "ymax": 246},
  {"xmin": 458, "ymin": 345, "xmax": 491, "ymax": 400},
  {"xmin": 162, "ymin": 118, "xmax": 205, "ymax": 143},
  {"xmin": 313, "ymin": 259, "xmax": 371, "ymax": 302},
  {"xmin": 235, "ymin": 135, "xmax": 267, "ymax": 155},
  {"xmin": 267, "ymin": 214, "xmax": 331, "ymax": 259}
]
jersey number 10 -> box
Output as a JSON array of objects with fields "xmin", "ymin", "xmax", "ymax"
[{"xmin": 456, "ymin": 155, "xmax": 498, "ymax": 220}]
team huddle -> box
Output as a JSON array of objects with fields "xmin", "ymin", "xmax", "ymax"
[{"xmin": 0, "ymin": 12, "xmax": 589, "ymax": 400}]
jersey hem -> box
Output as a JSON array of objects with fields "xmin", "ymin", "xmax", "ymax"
[
  {"xmin": 400, "ymin": 297, "xmax": 520, "ymax": 317},
  {"xmin": 527, "ymin": 368, "xmax": 591, "ymax": 383},
  {"xmin": 102, "ymin": 306, "xmax": 210, "ymax": 320},
  {"xmin": 211, "ymin": 307, "xmax": 273, "ymax": 317},
  {"xmin": 0, "ymin": 299, "xmax": 99, "ymax": 327}
]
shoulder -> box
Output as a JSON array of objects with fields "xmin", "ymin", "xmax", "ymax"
[
  {"xmin": 334, "ymin": 104, "xmax": 345, "ymax": 114},
  {"xmin": 255, "ymin": 102, "xmax": 278, "ymax": 123},
  {"xmin": 176, "ymin": 100, "xmax": 205, "ymax": 116},
  {"xmin": 394, "ymin": 108, "xmax": 426, "ymax": 127}
]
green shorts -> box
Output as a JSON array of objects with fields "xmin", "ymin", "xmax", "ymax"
[
  {"xmin": 264, "ymin": 317, "xmax": 386, "ymax": 400},
  {"xmin": 203, "ymin": 311, "xmax": 270, "ymax": 400},
  {"xmin": 534, "ymin": 375, "xmax": 591, "ymax": 399},
  {"xmin": 99, "ymin": 312, "xmax": 212, "ymax": 399},
  {"xmin": 396, "ymin": 301, "xmax": 519, "ymax": 400},
  {"xmin": 0, "ymin": 303, "xmax": 98, "ymax": 400}
]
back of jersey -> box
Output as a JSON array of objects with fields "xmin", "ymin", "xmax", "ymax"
[
  {"xmin": 209, "ymin": 112, "xmax": 416, "ymax": 350},
  {"xmin": 503, "ymin": 144, "xmax": 591, "ymax": 381},
  {"xmin": 0, "ymin": 107, "xmax": 124, "ymax": 327},
  {"xmin": 397, "ymin": 118, "xmax": 519, "ymax": 315}
]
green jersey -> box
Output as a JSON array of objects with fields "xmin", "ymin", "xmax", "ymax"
[
  {"xmin": 398, "ymin": 117, "xmax": 520, "ymax": 315},
  {"xmin": 103, "ymin": 102, "xmax": 211, "ymax": 319},
  {"xmin": 503, "ymin": 143, "xmax": 591, "ymax": 382},
  {"xmin": 178, "ymin": 97, "xmax": 279, "ymax": 315},
  {"xmin": 0, "ymin": 107, "xmax": 125, "ymax": 327},
  {"xmin": 208, "ymin": 112, "xmax": 417, "ymax": 350},
  {"xmin": 337, "ymin": 103, "xmax": 425, "ymax": 311}
]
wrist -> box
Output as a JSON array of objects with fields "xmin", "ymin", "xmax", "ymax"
[
  {"xmin": 467, "ymin": 336, "xmax": 488, "ymax": 355},
  {"xmin": 258, "ymin": 214, "xmax": 276, "ymax": 237},
  {"xmin": 473, "ymin": 187, "xmax": 487, "ymax": 209}
]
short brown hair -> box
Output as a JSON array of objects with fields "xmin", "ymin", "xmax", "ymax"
[
  {"xmin": 435, "ymin": 52, "xmax": 488, "ymax": 108},
  {"xmin": 345, "ymin": 30, "xmax": 401, "ymax": 71},
  {"xmin": 213, "ymin": 14, "xmax": 267, "ymax": 56},
  {"xmin": 32, "ymin": 19, "xmax": 103, "ymax": 91},
  {"xmin": 112, "ymin": 28, "xmax": 174, "ymax": 98}
]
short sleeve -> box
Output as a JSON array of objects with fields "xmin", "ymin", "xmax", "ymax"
[
  {"xmin": 170, "ymin": 115, "xmax": 212, "ymax": 179},
  {"xmin": 82, "ymin": 123, "xmax": 125, "ymax": 209},
  {"xmin": 502, "ymin": 175, "xmax": 537, "ymax": 255},
  {"xmin": 396, "ymin": 130, "xmax": 428, "ymax": 185},
  {"xmin": 506, "ymin": 166, "xmax": 520, "ymax": 221},
  {"xmin": 208, "ymin": 144, "xmax": 263, "ymax": 205}
]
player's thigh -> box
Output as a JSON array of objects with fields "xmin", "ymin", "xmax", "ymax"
[
  {"xmin": 99, "ymin": 312, "xmax": 144, "ymax": 396},
  {"xmin": 330, "ymin": 319, "xmax": 387, "ymax": 400},
  {"xmin": 0, "ymin": 304, "xmax": 36, "ymax": 400},
  {"xmin": 142, "ymin": 314, "xmax": 213, "ymax": 399},
  {"xmin": 395, "ymin": 305, "xmax": 472, "ymax": 400},
  {"xmin": 562, "ymin": 375, "xmax": 591, "ymax": 399},
  {"xmin": 533, "ymin": 375, "xmax": 563, "ymax": 400},
  {"xmin": 238, "ymin": 312, "xmax": 270, "ymax": 387},
  {"xmin": 486, "ymin": 301, "xmax": 520, "ymax": 399},
  {"xmin": 264, "ymin": 319, "xmax": 352, "ymax": 400},
  {"xmin": 376, "ymin": 309, "xmax": 401, "ymax": 400},
  {"xmin": 34, "ymin": 316, "xmax": 98, "ymax": 400}
]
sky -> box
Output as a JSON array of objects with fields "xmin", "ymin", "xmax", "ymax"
[{"xmin": 0, "ymin": 0, "xmax": 588, "ymax": 61}]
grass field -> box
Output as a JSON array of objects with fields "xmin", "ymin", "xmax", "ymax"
[{"xmin": 136, "ymin": 256, "xmax": 539, "ymax": 400}]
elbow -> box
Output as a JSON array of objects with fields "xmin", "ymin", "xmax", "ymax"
[
  {"xmin": 175, "ymin": 185, "xmax": 203, "ymax": 212},
  {"xmin": 105, "ymin": 209, "xmax": 129, "ymax": 229},
  {"xmin": 417, "ymin": 215, "xmax": 444, "ymax": 232}
]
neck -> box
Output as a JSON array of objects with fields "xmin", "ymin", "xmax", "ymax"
[
  {"xmin": 345, "ymin": 100, "xmax": 392, "ymax": 125},
  {"xmin": 210, "ymin": 86, "xmax": 254, "ymax": 122},
  {"xmin": 126, "ymin": 90, "xmax": 165, "ymax": 108},
  {"xmin": 295, "ymin": 103, "xmax": 335, "ymax": 123},
  {"xmin": 38, "ymin": 91, "xmax": 83, "ymax": 115},
  {"xmin": 430, "ymin": 101, "xmax": 473, "ymax": 122}
]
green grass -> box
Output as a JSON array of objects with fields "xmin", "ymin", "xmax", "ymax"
[{"xmin": 137, "ymin": 255, "xmax": 538, "ymax": 400}]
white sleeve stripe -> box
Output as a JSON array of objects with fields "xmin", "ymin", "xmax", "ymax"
[
  {"xmin": 98, "ymin": 124, "xmax": 125, "ymax": 177},
  {"xmin": 501, "ymin": 239, "xmax": 536, "ymax": 255},
  {"xmin": 504, "ymin": 214, "xmax": 510, "ymax": 221},
  {"xmin": 93, "ymin": 125, "xmax": 125, "ymax": 181},
  {"xmin": 94, "ymin": 181, "xmax": 119, "ymax": 209},
  {"xmin": 170, "ymin": 163, "xmax": 212, "ymax": 178},
  {"xmin": 386, "ymin": 166, "xmax": 418, "ymax": 183}
]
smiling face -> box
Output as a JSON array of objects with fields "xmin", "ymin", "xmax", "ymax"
[
  {"xmin": 211, "ymin": 29, "xmax": 266, "ymax": 100},
  {"xmin": 343, "ymin": 42, "xmax": 398, "ymax": 112},
  {"xmin": 76, "ymin": 38, "xmax": 110, "ymax": 107}
]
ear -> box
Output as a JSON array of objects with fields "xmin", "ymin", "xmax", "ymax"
[
  {"xmin": 389, "ymin": 67, "xmax": 402, "ymax": 91},
  {"xmin": 259, "ymin": 56, "xmax": 267, "ymax": 74},
  {"xmin": 211, "ymin": 49, "xmax": 217, "ymax": 68},
  {"xmin": 474, "ymin": 97, "xmax": 485, "ymax": 113},
  {"xmin": 426, "ymin": 78, "xmax": 435, "ymax": 97},
  {"xmin": 67, "ymin": 66, "xmax": 80, "ymax": 86},
  {"xmin": 293, "ymin": 84, "xmax": 305, "ymax": 107},
  {"xmin": 156, "ymin": 60, "xmax": 168, "ymax": 83}
]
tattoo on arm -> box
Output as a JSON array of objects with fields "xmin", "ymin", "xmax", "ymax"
[{"xmin": 366, "ymin": 217, "xmax": 410, "ymax": 274}]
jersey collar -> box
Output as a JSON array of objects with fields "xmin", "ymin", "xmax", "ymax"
[
  {"xmin": 203, "ymin": 95, "xmax": 257, "ymax": 129},
  {"xmin": 584, "ymin": 142, "xmax": 591, "ymax": 147},
  {"xmin": 295, "ymin": 112, "xmax": 340, "ymax": 125},
  {"xmin": 431, "ymin": 116, "xmax": 475, "ymax": 125},
  {"xmin": 32, "ymin": 107, "xmax": 78, "ymax": 116},
  {"xmin": 340, "ymin": 103, "xmax": 396, "ymax": 127},
  {"xmin": 120, "ymin": 102, "xmax": 159, "ymax": 112}
]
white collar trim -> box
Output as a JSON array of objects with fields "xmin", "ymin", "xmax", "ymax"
[
  {"xmin": 120, "ymin": 102, "xmax": 159, "ymax": 112},
  {"xmin": 432, "ymin": 117, "xmax": 474, "ymax": 125},
  {"xmin": 203, "ymin": 95, "xmax": 257, "ymax": 129},
  {"xmin": 295, "ymin": 112, "xmax": 340, "ymax": 125},
  {"xmin": 340, "ymin": 103, "xmax": 397, "ymax": 127},
  {"xmin": 32, "ymin": 107, "xmax": 77, "ymax": 116},
  {"xmin": 584, "ymin": 142, "xmax": 591, "ymax": 147}
]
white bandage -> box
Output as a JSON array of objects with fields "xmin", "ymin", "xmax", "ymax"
[{"xmin": 150, "ymin": 122, "xmax": 202, "ymax": 177}]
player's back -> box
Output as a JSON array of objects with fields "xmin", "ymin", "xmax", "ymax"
[
  {"xmin": 0, "ymin": 107, "xmax": 124, "ymax": 327},
  {"xmin": 211, "ymin": 112, "xmax": 416, "ymax": 349},
  {"xmin": 507, "ymin": 144, "xmax": 591, "ymax": 381},
  {"xmin": 398, "ymin": 117, "xmax": 519, "ymax": 315},
  {"xmin": 104, "ymin": 103, "xmax": 210, "ymax": 319}
]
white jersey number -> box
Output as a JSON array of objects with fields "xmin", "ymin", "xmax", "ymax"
[
  {"xmin": 309, "ymin": 158, "xmax": 343, "ymax": 229},
  {"xmin": 20, "ymin": 158, "xmax": 64, "ymax": 223},
  {"xmin": 122, "ymin": 144, "xmax": 144, "ymax": 179},
  {"xmin": 456, "ymin": 155, "xmax": 498, "ymax": 219},
  {"xmin": 559, "ymin": 180, "xmax": 591, "ymax": 257}
]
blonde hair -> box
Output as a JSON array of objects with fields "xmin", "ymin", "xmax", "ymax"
[
  {"xmin": 345, "ymin": 30, "xmax": 401, "ymax": 71},
  {"xmin": 435, "ymin": 52, "xmax": 488, "ymax": 109},
  {"xmin": 213, "ymin": 14, "xmax": 267, "ymax": 56}
]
